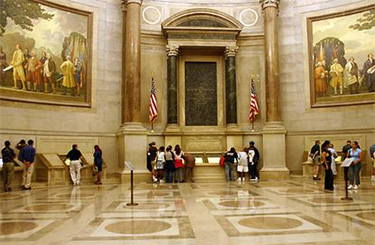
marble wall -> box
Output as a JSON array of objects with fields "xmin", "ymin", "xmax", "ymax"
[
  {"xmin": 0, "ymin": 0, "xmax": 374, "ymax": 176},
  {"xmin": 0, "ymin": 0, "xmax": 123, "ymax": 173}
]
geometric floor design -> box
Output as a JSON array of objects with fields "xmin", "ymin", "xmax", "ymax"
[{"xmin": 0, "ymin": 177, "xmax": 374, "ymax": 244}]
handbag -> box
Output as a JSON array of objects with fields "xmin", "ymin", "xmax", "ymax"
[{"xmin": 219, "ymin": 156, "xmax": 225, "ymax": 167}]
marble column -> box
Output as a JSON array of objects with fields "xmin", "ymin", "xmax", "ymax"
[
  {"xmin": 166, "ymin": 45, "xmax": 179, "ymax": 125},
  {"xmin": 225, "ymin": 46, "xmax": 238, "ymax": 125},
  {"xmin": 123, "ymin": 0, "xmax": 142, "ymax": 124},
  {"xmin": 259, "ymin": 0, "xmax": 289, "ymax": 180},
  {"xmin": 261, "ymin": 0, "xmax": 281, "ymax": 123},
  {"xmin": 118, "ymin": 0, "xmax": 148, "ymax": 183}
]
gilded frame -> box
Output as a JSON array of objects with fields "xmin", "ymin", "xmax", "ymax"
[
  {"xmin": 0, "ymin": 0, "xmax": 93, "ymax": 107},
  {"xmin": 307, "ymin": 5, "xmax": 375, "ymax": 108}
]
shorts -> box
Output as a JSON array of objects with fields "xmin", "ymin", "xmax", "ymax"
[
  {"xmin": 313, "ymin": 156, "xmax": 321, "ymax": 166},
  {"xmin": 156, "ymin": 160, "xmax": 164, "ymax": 170},
  {"xmin": 237, "ymin": 164, "xmax": 249, "ymax": 172}
]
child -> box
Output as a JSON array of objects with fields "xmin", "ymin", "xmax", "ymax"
[
  {"xmin": 156, "ymin": 146, "xmax": 165, "ymax": 182},
  {"xmin": 237, "ymin": 147, "xmax": 248, "ymax": 182}
]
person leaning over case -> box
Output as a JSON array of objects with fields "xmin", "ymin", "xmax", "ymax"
[
  {"xmin": 1, "ymin": 141, "xmax": 16, "ymax": 192},
  {"xmin": 66, "ymin": 144, "xmax": 83, "ymax": 186}
]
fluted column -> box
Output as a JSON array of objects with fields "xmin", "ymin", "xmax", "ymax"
[
  {"xmin": 225, "ymin": 46, "xmax": 238, "ymax": 125},
  {"xmin": 166, "ymin": 45, "xmax": 179, "ymax": 125},
  {"xmin": 122, "ymin": 0, "xmax": 142, "ymax": 123},
  {"xmin": 260, "ymin": 0, "xmax": 281, "ymax": 123}
]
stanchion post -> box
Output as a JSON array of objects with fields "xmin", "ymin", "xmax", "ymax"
[
  {"xmin": 341, "ymin": 166, "xmax": 353, "ymax": 201},
  {"xmin": 126, "ymin": 162, "xmax": 138, "ymax": 206}
]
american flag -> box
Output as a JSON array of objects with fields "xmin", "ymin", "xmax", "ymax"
[
  {"xmin": 149, "ymin": 76, "xmax": 158, "ymax": 123},
  {"xmin": 249, "ymin": 79, "xmax": 259, "ymax": 122}
]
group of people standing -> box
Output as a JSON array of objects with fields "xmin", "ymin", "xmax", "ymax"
[
  {"xmin": 222, "ymin": 141, "xmax": 260, "ymax": 182},
  {"xmin": 1, "ymin": 139, "xmax": 36, "ymax": 192},
  {"xmin": 310, "ymin": 140, "xmax": 364, "ymax": 191},
  {"xmin": 1, "ymin": 140, "xmax": 103, "ymax": 192},
  {"xmin": 147, "ymin": 142, "xmax": 195, "ymax": 183}
]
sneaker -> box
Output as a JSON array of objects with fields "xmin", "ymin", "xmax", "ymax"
[
  {"xmin": 160, "ymin": 179, "xmax": 165, "ymax": 183},
  {"xmin": 348, "ymin": 184, "xmax": 353, "ymax": 190},
  {"xmin": 237, "ymin": 178, "xmax": 242, "ymax": 182},
  {"xmin": 241, "ymin": 177, "xmax": 245, "ymax": 182},
  {"xmin": 353, "ymin": 185, "xmax": 358, "ymax": 190}
]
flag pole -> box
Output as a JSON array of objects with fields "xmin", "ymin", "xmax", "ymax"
[
  {"xmin": 251, "ymin": 121, "xmax": 254, "ymax": 132},
  {"xmin": 150, "ymin": 72, "xmax": 155, "ymax": 133}
]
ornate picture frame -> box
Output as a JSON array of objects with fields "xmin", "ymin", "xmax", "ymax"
[
  {"xmin": 307, "ymin": 5, "xmax": 375, "ymax": 107},
  {"xmin": 0, "ymin": 0, "xmax": 93, "ymax": 107}
]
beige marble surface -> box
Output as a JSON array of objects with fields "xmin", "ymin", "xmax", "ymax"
[{"xmin": 0, "ymin": 177, "xmax": 374, "ymax": 244}]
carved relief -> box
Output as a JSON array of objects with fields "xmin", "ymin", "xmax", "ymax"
[
  {"xmin": 166, "ymin": 45, "xmax": 179, "ymax": 57},
  {"xmin": 259, "ymin": 0, "xmax": 280, "ymax": 10},
  {"xmin": 224, "ymin": 46, "xmax": 239, "ymax": 57}
]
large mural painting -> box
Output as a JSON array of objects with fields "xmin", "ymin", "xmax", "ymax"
[
  {"xmin": 308, "ymin": 5, "xmax": 375, "ymax": 107},
  {"xmin": 0, "ymin": 0, "xmax": 92, "ymax": 107}
]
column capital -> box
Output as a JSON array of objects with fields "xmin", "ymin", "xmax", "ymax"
[
  {"xmin": 259, "ymin": 0, "xmax": 280, "ymax": 10},
  {"xmin": 121, "ymin": 0, "xmax": 143, "ymax": 7},
  {"xmin": 166, "ymin": 45, "xmax": 179, "ymax": 57},
  {"xmin": 224, "ymin": 46, "xmax": 239, "ymax": 58}
]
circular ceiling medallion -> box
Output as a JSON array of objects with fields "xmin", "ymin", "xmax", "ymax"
[
  {"xmin": 105, "ymin": 220, "xmax": 171, "ymax": 234},
  {"xmin": 239, "ymin": 217, "xmax": 303, "ymax": 229},
  {"xmin": 0, "ymin": 221, "xmax": 38, "ymax": 235},
  {"xmin": 239, "ymin": 8, "xmax": 259, "ymax": 27},
  {"xmin": 142, "ymin": 6, "xmax": 162, "ymax": 25}
]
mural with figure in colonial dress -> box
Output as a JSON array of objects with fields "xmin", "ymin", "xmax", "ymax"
[
  {"xmin": 308, "ymin": 5, "xmax": 375, "ymax": 107},
  {"xmin": 0, "ymin": 0, "xmax": 92, "ymax": 107}
]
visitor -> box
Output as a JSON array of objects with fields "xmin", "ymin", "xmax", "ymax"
[
  {"xmin": 164, "ymin": 145, "xmax": 175, "ymax": 183},
  {"xmin": 156, "ymin": 146, "xmax": 165, "ymax": 183},
  {"xmin": 347, "ymin": 141, "xmax": 363, "ymax": 190},
  {"xmin": 224, "ymin": 147, "xmax": 238, "ymax": 182},
  {"xmin": 322, "ymin": 140, "xmax": 334, "ymax": 191},
  {"xmin": 16, "ymin": 139, "xmax": 27, "ymax": 165},
  {"xmin": 66, "ymin": 144, "xmax": 83, "ymax": 185},
  {"xmin": 370, "ymin": 144, "xmax": 375, "ymax": 182},
  {"xmin": 183, "ymin": 152, "xmax": 195, "ymax": 183},
  {"xmin": 147, "ymin": 142, "xmax": 158, "ymax": 183},
  {"xmin": 328, "ymin": 143, "xmax": 338, "ymax": 175},
  {"xmin": 93, "ymin": 145, "xmax": 103, "ymax": 185},
  {"xmin": 1, "ymin": 141, "xmax": 16, "ymax": 192},
  {"xmin": 310, "ymin": 140, "xmax": 321, "ymax": 180},
  {"xmin": 248, "ymin": 141, "xmax": 260, "ymax": 181},
  {"xmin": 21, "ymin": 139, "xmax": 36, "ymax": 190},
  {"xmin": 174, "ymin": 145, "xmax": 184, "ymax": 183},
  {"xmin": 237, "ymin": 147, "xmax": 248, "ymax": 182},
  {"xmin": 341, "ymin": 140, "xmax": 352, "ymax": 161}
]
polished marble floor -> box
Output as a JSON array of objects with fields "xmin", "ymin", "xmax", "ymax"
[{"xmin": 0, "ymin": 178, "xmax": 374, "ymax": 244}]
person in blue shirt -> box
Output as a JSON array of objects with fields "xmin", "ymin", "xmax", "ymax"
[
  {"xmin": 347, "ymin": 141, "xmax": 363, "ymax": 190},
  {"xmin": 20, "ymin": 139, "xmax": 36, "ymax": 190}
]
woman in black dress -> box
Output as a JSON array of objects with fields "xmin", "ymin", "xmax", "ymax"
[{"xmin": 322, "ymin": 140, "xmax": 334, "ymax": 191}]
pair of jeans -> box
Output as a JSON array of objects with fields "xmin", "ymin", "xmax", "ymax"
[
  {"xmin": 23, "ymin": 163, "xmax": 34, "ymax": 188},
  {"xmin": 3, "ymin": 161, "xmax": 14, "ymax": 189},
  {"xmin": 224, "ymin": 162, "xmax": 235, "ymax": 181},
  {"xmin": 349, "ymin": 162, "xmax": 362, "ymax": 185},
  {"xmin": 249, "ymin": 162, "xmax": 258, "ymax": 179},
  {"xmin": 175, "ymin": 168, "xmax": 183, "ymax": 183},
  {"xmin": 165, "ymin": 161, "xmax": 174, "ymax": 183}
]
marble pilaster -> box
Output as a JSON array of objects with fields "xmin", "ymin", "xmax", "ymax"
[
  {"xmin": 224, "ymin": 46, "xmax": 238, "ymax": 125},
  {"xmin": 166, "ymin": 45, "xmax": 179, "ymax": 125}
]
